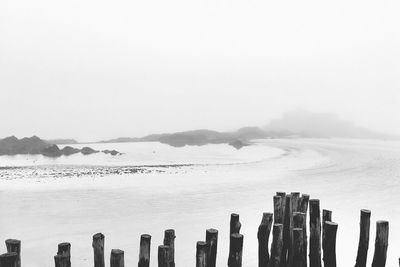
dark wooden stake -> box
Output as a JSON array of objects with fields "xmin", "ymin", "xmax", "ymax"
[
  {"xmin": 228, "ymin": 233, "xmax": 244, "ymax": 267},
  {"xmin": 54, "ymin": 254, "xmax": 69, "ymax": 267},
  {"xmin": 282, "ymin": 194, "xmax": 292, "ymax": 267},
  {"xmin": 164, "ymin": 229, "xmax": 175, "ymax": 267},
  {"xmin": 158, "ymin": 245, "xmax": 170, "ymax": 267},
  {"xmin": 57, "ymin": 242, "xmax": 71, "ymax": 267},
  {"xmin": 206, "ymin": 229, "xmax": 218, "ymax": 267},
  {"xmin": 258, "ymin": 213, "xmax": 273, "ymax": 267},
  {"xmin": 269, "ymin": 224, "xmax": 283, "ymax": 267},
  {"xmin": 274, "ymin": 195, "xmax": 284, "ymax": 224},
  {"xmin": 5, "ymin": 239, "xmax": 21, "ymax": 267},
  {"xmin": 276, "ymin": 192, "xmax": 287, "ymax": 224},
  {"xmin": 371, "ymin": 221, "xmax": 389, "ymax": 267},
  {"xmin": 139, "ymin": 234, "xmax": 151, "ymax": 267},
  {"xmin": 92, "ymin": 233, "xmax": 105, "ymax": 267},
  {"xmin": 309, "ymin": 199, "xmax": 322, "ymax": 267},
  {"xmin": 323, "ymin": 222, "xmax": 338, "ymax": 267},
  {"xmin": 0, "ymin": 252, "xmax": 18, "ymax": 267},
  {"xmin": 110, "ymin": 249, "xmax": 124, "ymax": 267},
  {"xmin": 299, "ymin": 195, "xmax": 309, "ymax": 267},
  {"xmin": 299, "ymin": 194, "xmax": 310, "ymax": 214},
  {"xmin": 230, "ymin": 213, "xmax": 242, "ymax": 235},
  {"xmin": 291, "ymin": 192, "xmax": 300, "ymax": 212},
  {"xmin": 196, "ymin": 241, "xmax": 208, "ymax": 267},
  {"xmin": 354, "ymin": 210, "xmax": 371, "ymax": 267},
  {"xmin": 292, "ymin": 228, "xmax": 304, "ymax": 267},
  {"xmin": 293, "ymin": 212, "xmax": 307, "ymax": 267}
]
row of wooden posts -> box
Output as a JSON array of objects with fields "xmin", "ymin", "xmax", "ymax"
[{"xmin": 0, "ymin": 192, "xmax": 392, "ymax": 267}]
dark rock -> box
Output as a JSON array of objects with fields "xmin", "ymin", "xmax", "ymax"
[
  {"xmin": 102, "ymin": 149, "xmax": 120, "ymax": 156},
  {"xmin": 41, "ymin": 144, "xmax": 62, "ymax": 157},
  {"xmin": 61, "ymin": 146, "xmax": 81, "ymax": 156},
  {"xmin": 81, "ymin": 147, "xmax": 99, "ymax": 155},
  {"xmin": 229, "ymin": 140, "xmax": 249, "ymax": 150}
]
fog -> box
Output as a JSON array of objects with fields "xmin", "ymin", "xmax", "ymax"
[{"xmin": 1, "ymin": 0, "xmax": 399, "ymax": 141}]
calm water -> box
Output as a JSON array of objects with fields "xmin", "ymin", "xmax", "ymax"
[{"xmin": 0, "ymin": 139, "xmax": 399, "ymax": 267}]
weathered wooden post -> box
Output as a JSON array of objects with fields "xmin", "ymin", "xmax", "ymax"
[
  {"xmin": 0, "ymin": 252, "xmax": 18, "ymax": 267},
  {"xmin": 228, "ymin": 233, "xmax": 243, "ymax": 267},
  {"xmin": 164, "ymin": 229, "xmax": 175, "ymax": 267},
  {"xmin": 138, "ymin": 234, "xmax": 151, "ymax": 267},
  {"xmin": 230, "ymin": 213, "xmax": 241, "ymax": 235},
  {"xmin": 54, "ymin": 254, "xmax": 69, "ymax": 267},
  {"xmin": 309, "ymin": 199, "xmax": 322, "ymax": 267},
  {"xmin": 282, "ymin": 194, "xmax": 292, "ymax": 267},
  {"xmin": 258, "ymin": 213, "xmax": 273, "ymax": 267},
  {"xmin": 276, "ymin": 192, "xmax": 287, "ymax": 223},
  {"xmin": 288, "ymin": 193, "xmax": 301, "ymax": 266},
  {"xmin": 354, "ymin": 210, "xmax": 370, "ymax": 267},
  {"xmin": 323, "ymin": 222, "xmax": 338, "ymax": 267},
  {"xmin": 57, "ymin": 242, "xmax": 71, "ymax": 267},
  {"xmin": 196, "ymin": 241, "xmax": 208, "ymax": 267},
  {"xmin": 274, "ymin": 195, "xmax": 284, "ymax": 224},
  {"xmin": 371, "ymin": 221, "xmax": 389, "ymax": 267},
  {"xmin": 299, "ymin": 194, "xmax": 309, "ymax": 213},
  {"xmin": 206, "ymin": 229, "xmax": 218, "ymax": 267},
  {"xmin": 92, "ymin": 233, "xmax": 105, "ymax": 267},
  {"xmin": 291, "ymin": 192, "xmax": 300, "ymax": 212},
  {"xmin": 110, "ymin": 249, "xmax": 124, "ymax": 267},
  {"xmin": 5, "ymin": 239, "xmax": 20, "ymax": 267},
  {"xmin": 269, "ymin": 224, "xmax": 283, "ymax": 267},
  {"xmin": 292, "ymin": 228, "xmax": 304, "ymax": 267},
  {"xmin": 293, "ymin": 212, "xmax": 306, "ymax": 267},
  {"xmin": 158, "ymin": 245, "xmax": 170, "ymax": 267}
]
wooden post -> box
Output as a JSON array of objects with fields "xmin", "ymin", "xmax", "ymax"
[
  {"xmin": 230, "ymin": 213, "xmax": 241, "ymax": 235},
  {"xmin": 5, "ymin": 239, "xmax": 20, "ymax": 267},
  {"xmin": 293, "ymin": 212, "xmax": 306, "ymax": 267},
  {"xmin": 92, "ymin": 233, "xmax": 105, "ymax": 267},
  {"xmin": 354, "ymin": 210, "xmax": 371, "ymax": 267},
  {"xmin": 228, "ymin": 233, "xmax": 243, "ymax": 267},
  {"xmin": 299, "ymin": 194, "xmax": 309, "ymax": 214},
  {"xmin": 292, "ymin": 228, "xmax": 304, "ymax": 267},
  {"xmin": 291, "ymin": 192, "xmax": 300, "ymax": 212},
  {"xmin": 274, "ymin": 195, "xmax": 284, "ymax": 224},
  {"xmin": 54, "ymin": 254, "xmax": 69, "ymax": 267},
  {"xmin": 158, "ymin": 245, "xmax": 170, "ymax": 267},
  {"xmin": 371, "ymin": 221, "xmax": 389, "ymax": 267},
  {"xmin": 206, "ymin": 229, "xmax": 218, "ymax": 267},
  {"xmin": 110, "ymin": 249, "xmax": 124, "ymax": 267},
  {"xmin": 309, "ymin": 199, "xmax": 322, "ymax": 267},
  {"xmin": 276, "ymin": 192, "xmax": 287, "ymax": 224},
  {"xmin": 164, "ymin": 229, "xmax": 175, "ymax": 267},
  {"xmin": 282, "ymin": 194, "xmax": 292, "ymax": 267},
  {"xmin": 258, "ymin": 213, "xmax": 273, "ymax": 267},
  {"xmin": 0, "ymin": 252, "xmax": 18, "ymax": 267},
  {"xmin": 322, "ymin": 222, "xmax": 338, "ymax": 267},
  {"xmin": 138, "ymin": 234, "xmax": 151, "ymax": 267},
  {"xmin": 196, "ymin": 241, "xmax": 208, "ymax": 267},
  {"xmin": 57, "ymin": 242, "xmax": 71, "ymax": 267},
  {"xmin": 269, "ymin": 224, "xmax": 283, "ymax": 267}
]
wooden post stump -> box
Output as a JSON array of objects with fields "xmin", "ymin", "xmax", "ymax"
[
  {"xmin": 206, "ymin": 229, "xmax": 218, "ymax": 267},
  {"xmin": 276, "ymin": 192, "xmax": 287, "ymax": 224},
  {"xmin": 196, "ymin": 241, "xmax": 208, "ymax": 267},
  {"xmin": 274, "ymin": 195, "xmax": 284, "ymax": 224},
  {"xmin": 292, "ymin": 228, "xmax": 304, "ymax": 267},
  {"xmin": 269, "ymin": 224, "xmax": 283, "ymax": 267},
  {"xmin": 57, "ymin": 242, "xmax": 71, "ymax": 267},
  {"xmin": 282, "ymin": 194, "xmax": 293, "ymax": 267},
  {"xmin": 110, "ymin": 249, "xmax": 124, "ymax": 267},
  {"xmin": 158, "ymin": 245, "xmax": 170, "ymax": 267},
  {"xmin": 54, "ymin": 254, "xmax": 69, "ymax": 267},
  {"xmin": 293, "ymin": 212, "xmax": 307, "ymax": 267},
  {"xmin": 354, "ymin": 210, "xmax": 370, "ymax": 267},
  {"xmin": 5, "ymin": 239, "xmax": 20, "ymax": 267},
  {"xmin": 228, "ymin": 233, "xmax": 243, "ymax": 267},
  {"xmin": 258, "ymin": 213, "xmax": 273, "ymax": 267},
  {"xmin": 371, "ymin": 221, "xmax": 389, "ymax": 267},
  {"xmin": 164, "ymin": 229, "xmax": 175, "ymax": 267},
  {"xmin": 299, "ymin": 194, "xmax": 310, "ymax": 214},
  {"xmin": 0, "ymin": 252, "xmax": 18, "ymax": 267},
  {"xmin": 92, "ymin": 233, "xmax": 105, "ymax": 267},
  {"xmin": 230, "ymin": 214, "xmax": 241, "ymax": 235},
  {"xmin": 138, "ymin": 234, "xmax": 151, "ymax": 267},
  {"xmin": 309, "ymin": 199, "xmax": 322, "ymax": 267},
  {"xmin": 323, "ymin": 222, "xmax": 338, "ymax": 267}
]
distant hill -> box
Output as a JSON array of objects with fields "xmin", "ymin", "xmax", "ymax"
[
  {"xmin": 264, "ymin": 110, "xmax": 399, "ymax": 140},
  {"xmin": 0, "ymin": 136, "xmax": 120, "ymax": 157}
]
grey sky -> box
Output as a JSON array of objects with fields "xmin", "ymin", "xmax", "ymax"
[{"xmin": 1, "ymin": 0, "xmax": 399, "ymax": 141}]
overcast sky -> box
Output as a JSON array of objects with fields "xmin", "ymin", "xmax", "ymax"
[{"xmin": 1, "ymin": 0, "xmax": 399, "ymax": 141}]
